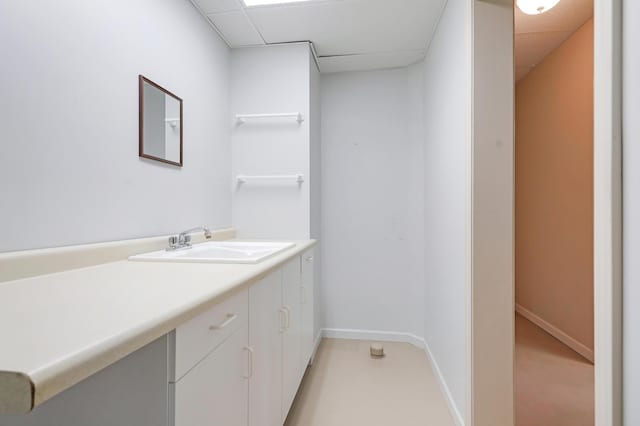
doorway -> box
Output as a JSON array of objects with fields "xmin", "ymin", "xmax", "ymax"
[
  {"xmin": 470, "ymin": 0, "xmax": 622, "ymax": 425},
  {"xmin": 514, "ymin": 1, "xmax": 595, "ymax": 424}
]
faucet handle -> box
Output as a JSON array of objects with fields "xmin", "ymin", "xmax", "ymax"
[
  {"xmin": 184, "ymin": 234, "xmax": 192, "ymax": 245},
  {"xmin": 168, "ymin": 236, "xmax": 178, "ymax": 247}
]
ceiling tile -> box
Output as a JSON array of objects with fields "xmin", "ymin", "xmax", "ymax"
[
  {"xmin": 246, "ymin": 0, "xmax": 446, "ymax": 56},
  {"xmin": 195, "ymin": 0, "xmax": 241, "ymax": 14},
  {"xmin": 208, "ymin": 11, "xmax": 264, "ymax": 47},
  {"xmin": 319, "ymin": 50, "xmax": 426, "ymax": 73}
]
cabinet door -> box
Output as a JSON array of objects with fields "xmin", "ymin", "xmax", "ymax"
[
  {"xmin": 281, "ymin": 257, "xmax": 303, "ymax": 421},
  {"xmin": 300, "ymin": 248, "xmax": 315, "ymax": 366},
  {"xmin": 173, "ymin": 325, "xmax": 249, "ymax": 426},
  {"xmin": 248, "ymin": 271, "xmax": 283, "ymax": 426}
]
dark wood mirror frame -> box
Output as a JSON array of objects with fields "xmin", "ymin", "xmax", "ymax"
[{"xmin": 138, "ymin": 75, "xmax": 183, "ymax": 167}]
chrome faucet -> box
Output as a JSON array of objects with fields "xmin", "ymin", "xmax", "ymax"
[{"xmin": 167, "ymin": 226, "xmax": 212, "ymax": 251}]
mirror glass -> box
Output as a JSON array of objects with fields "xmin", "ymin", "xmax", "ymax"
[{"xmin": 139, "ymin": 75, "xmax": 183, "ymax": 166}]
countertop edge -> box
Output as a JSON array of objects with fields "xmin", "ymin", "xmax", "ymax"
[{"xmin": 0, "ymin": 371, "xmax": 33, "ymax": 414}]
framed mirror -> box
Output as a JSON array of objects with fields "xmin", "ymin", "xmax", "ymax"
[{"xmin": 139, "ymin": 75, "xmax": 183, "ymax": 166}]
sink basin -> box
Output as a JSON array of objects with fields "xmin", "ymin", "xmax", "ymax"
[{"xmin": 129, "ymin": 241, "xmax": 296, "ymax": 264}]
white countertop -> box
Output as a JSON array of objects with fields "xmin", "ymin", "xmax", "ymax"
[{"xmin": 0, "ymin": 239, "xmax": 315, "ymax": 414}]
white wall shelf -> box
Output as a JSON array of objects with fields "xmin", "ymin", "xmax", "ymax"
[
  {"xmin": 236, "ymin": 174, "xmax": 305, "ymax": 185},
  {"xmin": 235, "ymin": 113, "xmax": 304, "ymax": 125}
]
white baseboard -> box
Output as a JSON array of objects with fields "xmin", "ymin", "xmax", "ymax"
[
  {"xmin": 322, "ymin": 328, "xmax": 426, "ymax": 349},
  {"xmin": 515, "ymin": 304, "xmax": 594, "ymax": 363},
  {"xmin": 320, "ymin": 328, "xmax": 465, "ymax": 426},
  {"xmin": 423, "ymin": 340, "xmax": 465, "ymax": 426}
]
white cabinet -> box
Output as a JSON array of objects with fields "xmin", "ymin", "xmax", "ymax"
[
  {"xmin": 171, "ymin": 289, "xmax": 250, "ymax": 426},
  {"xmin": 173, "ymin": 326, "xmax": 249, "ymax": 426},
  {"xmin": 171, "ymin": 250, "xmax": 316, "ymax": 426},
  {"xmin": 249, "ymin": 252, "xmax": 317, "ymax": 426},
  {"xmin": 300, "ymin": 248, "xmax": 315, "ymax": 366},
  {"xmin": 248, "ymin": 270, "xmax": 283, "ymax": 426},
  {"xmin": 282, "ymin": 258, "xmax": 304, "ymax": 418},
  {"xmin": 172, "ymin": 288, "xmax": 248, "ymax": 381}
]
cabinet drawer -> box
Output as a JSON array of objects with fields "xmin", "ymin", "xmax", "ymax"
[
  {"xmin": 172, "ymin": 289, "xmax": 248, "ymax": 381},
  {"xmin": 172, "ymin": 325, "xmax": 249, "ymax": 426}
]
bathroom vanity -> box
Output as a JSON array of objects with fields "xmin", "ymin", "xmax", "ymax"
[
  {"xmin": 0, "ymin": 235, "xmax": 316, "ymax": 426},
  {"xmin": 171, "ymin": 250, "xmax": 316, "ymax": 426}
]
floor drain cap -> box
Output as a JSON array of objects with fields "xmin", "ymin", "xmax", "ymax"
[{"xmin": 370, "ymin": 343, "xmax": 385, "ymax": 357}]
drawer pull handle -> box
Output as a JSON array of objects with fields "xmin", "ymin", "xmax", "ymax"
[
  {"xmin": 243, "ymin": 346, "xmax": 254, "ymax": 379},
  {"xmin": 282, "ymin": 306, "xmax": 291, "ymax": 330},
  {"xmin": 278, "ymin": 308, "xmax": 288, "ymax": 333},
  {"xmin": 306, "ymin": 256, "xmax": 314, "ymax": 262},
  {"xmin": 209, "ymin": 313, "xmax": 238, "ymax": 330}
]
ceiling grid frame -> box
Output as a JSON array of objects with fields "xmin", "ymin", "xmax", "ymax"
[{"xmin": 193, "ymin": 0, "xmax": 449, "ymax": 73}]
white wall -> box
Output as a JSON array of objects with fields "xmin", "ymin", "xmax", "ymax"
[
  {"xmin": 622, "ymin": 0, "xmax": 640, "ymax": 422},
  {"xmin": 407, "ymin": 65, "xmax": 427, "ymax": 341},
  {"xmin": 320, "ymin": 68, "xmax": 425, "ymax": 338},
  {"xmin": 230, "ymin": 44, "xmax": 312, "ymax": 240},
  {"xmin": 309, "ymin": 53, "xmax": 323, "ymax": 340},
  {"xmin": 319, "ymin": 6, "xmax": 475, "ymax": 423},
  {"xmin": 0, "ymin": 0, "xmax": 231, "ymax": 252},
  {"xmin": 420, "ymin": 0, "xmax": 471, "ymax": 423}
]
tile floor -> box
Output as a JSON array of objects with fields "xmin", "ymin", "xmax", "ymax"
[
  {"xmin": 286, "ymin": 318, "xmax": 594, "ymax": 426},
  {"xmin": 285, "ymin": 338, "xmax": 455, "ymax": 426}
]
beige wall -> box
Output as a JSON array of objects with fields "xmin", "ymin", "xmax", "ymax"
[{"xmin": 516, "ymin": 18, "xmax": 594, "ymax": 352}]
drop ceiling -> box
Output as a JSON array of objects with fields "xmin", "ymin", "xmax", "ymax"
[
  {"xmin": 515, "ymin": 0, "xmax": 593, "ymax": 81},
  {"xmin": 190, "ymin": 0, "xmax": 447, "ymax": 73}
]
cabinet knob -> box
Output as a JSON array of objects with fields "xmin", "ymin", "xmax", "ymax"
[{"xmin": 305, "ymin": 256, "xmax": 314, "ymax": 262}]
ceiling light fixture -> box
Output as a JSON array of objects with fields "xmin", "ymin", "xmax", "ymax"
[
  {"xmin": 516, "ymin": 0, "xmax": 561, "ymax": 15},
  {"xmin": 243, "ymin": 0, "xmax": 313, "ymax": 7}
]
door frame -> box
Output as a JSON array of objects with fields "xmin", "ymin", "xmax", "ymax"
[
  {"xmin": 469, "ymin": 0, "xmax": 623, "ymax": 425},
  {"xmin": 593, "ymin": 0, "xmax": 622, "ymax": 424}
]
